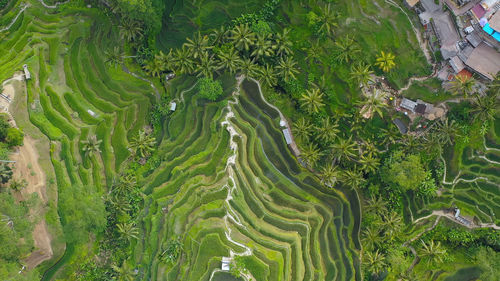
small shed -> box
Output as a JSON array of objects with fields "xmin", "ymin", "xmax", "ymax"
[
  {"xmin": 465, "ymin": 32, "xmax": 482, "ymax": 48},
  {"xmin": 170, "ymin": 102, "xmax": 177, "ymax": 112},
  {"xmin": 393, "ymin": 118, "xmax": 408, "ymax": 134},
  {"xmin": 23, "ymin": 64, "xmax": 31, "ymax": 80},
  {"xmin": 282, "ymin": 128, "xmax": 292, "ymax": 145},
  {"xmin": 415, "ymin": 103, "xmax": 427, "ymax": 115},
  {"xmin": 400, "ymin": 98, "xmax": 417, "ymax": 112},
  {"xmin": 165, "ymin": 73, "xmax": 176, "ymax": 81},
  {"xmin": 279, "ymin": 119, "xmax": 287, "ymax": 128},
  {"xmin": 449, "ymin": 56, "xmax": 465, "ymax": 73},
  {"xmin": 87, "ymin": 109, "xmax": 97, "ymax": 117},
  {"xmin": 221, "ymin": 257, "xmax": 231, "ymax": 271}
]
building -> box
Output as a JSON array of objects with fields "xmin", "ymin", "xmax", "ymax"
[
  {"xmin": 465, "ymin": 32, "xmax": 483, "ymax": 47},
  {"xmin": 23, "ymin": 64, "xmax": 30, "ymax": 80},
  {"xmin": 480, "ymin": 0, "xmax": 500, "ymax": 10},
  {"xmin": 463, "ymin": 42, "xmax": 500, "ymax": 79},
  {"xmin": 393, "ymin": 119, "xmax": 408, "ymax": 134},
  {"xmin": 449, "ymin": 56, "xmax": 466, "ymax": 73},
  {"xmin": 282, "ymin": 128, "xmax": 292, "ymax": 145},
  {"xmin": 431, "ymin": 12, "xmax": 460, "ymax": 59},
  {"xmin": 405, "ymin": 0, "xmax": 420, "ymax": 8},
  {"xmin": 221, "ymin": 257, "xmax": 231, "ymax": 271},
  {"xmin": 87, "ymin": 109, "xmax": 96, "ymax": 117},
  {"xmin": 400, "ymin": 98, "xmax": 418, "ymax": 113},
  {"xmin": 165, "ymin": 73, "xmax": 175, "ymax": 81},
  {"xmin": 170, "ymin": 102, "xmax": 177, "ymax": 111}
]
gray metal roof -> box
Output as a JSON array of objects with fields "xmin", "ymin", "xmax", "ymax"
[
  {"xmin": 393, "ymin": 118, "xmax": 408, "ymax": 134},
  {"xmin": 282, "ymin": 128, "xmax": 293, "ymax": 144}
]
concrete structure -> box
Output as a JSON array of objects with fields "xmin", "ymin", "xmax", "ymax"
[
  {"xmin": 463, "ymin": 42, "xmax": 500, "ymax": 79},
  {"xmin": 488, "ymin": 10, "xmax": 500, "ymax": 31},
  {"xmin": 282, "ymin": 128, "xmax": 292, "ymax": 145},
  {"xmin": 23, "ymin": 64, "xmax": 30, "ymax": 80},
  {"xmin": 279, "ymin": 119, "xmax": 287, "ymax": 128},
  {"xmin": 165, "ymin": 73, "xmax": 175, "ymax": 81},
  {"xmin": 450, "ymin": 56, "xmax": 466, "ymax": 72},
  {"xmin": 480, "ymin": 0, "xmax": 500, "ymax": 10},
  {"xmin": 170, "ymin": 102, "xmax": 177, "ymax": 111},
  {"xmin": 87, "ymin": 109, "xmax": 96, "ymax": 117},
  {"xmin": 466, "ymin": 32, "xmax": 483, "ymax": 47},
  {"xmin": 431, "ymin": 12, "xmax": 460, "ymax": 59},
  {"xmin": 221, "ymin": 257, "xmax": 231, "ymax": 271},
  {"xmin": 405, "ymin": 0, "xmax": 421, "ymax": 8}
]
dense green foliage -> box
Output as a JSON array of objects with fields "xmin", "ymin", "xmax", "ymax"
[{"xmin": 198, "ymin": 77, "xmax": 223, "ymax": 101}]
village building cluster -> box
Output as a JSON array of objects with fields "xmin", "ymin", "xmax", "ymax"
[{"xmin": 407, "ymin": 0, "xmax": 500, "ymax": 81}]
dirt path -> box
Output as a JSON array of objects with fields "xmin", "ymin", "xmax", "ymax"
[{"xmin": 0, "ymin": 3, "xmax": 30, "ymax": 33}]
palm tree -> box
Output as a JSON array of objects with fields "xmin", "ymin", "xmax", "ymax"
[
  {"xmin": 155, "ymin": 50, "xmax": 174, "ymax": 73},
  {"xmin": 359, "ymin": 95, "xmax": 388, "ymax": 118},
  {"xmin": 435, "ymin": 118, "xmax": 458, "ymax": 145},
  {"xmin": 105, "ymin": 47, "xmax": 124, "ymax": 68},
  {"xmin": 107, "ymin": 194, "xmax": 132, "ymax": 214},
  {"xmin": 470, "ymin": 94, "xmax": 498, "ymax": 122},
  {"xmin": 422, "ymin": 131, "xmax": 444, "ymax": 156},
  {"xmin": 276, "ymin": 57, "xmax": 299, "ymax": 82},
  {"xmin": 361, "ymin": 225, "xmax": 382, "ymax": 250},
  {"xmin": 143, "ymin": 59, "xmax": 164, "ymax": 78},
  {"xmin": 418, "ymin": 240, "xmax": 446, "ymax": 266},
  {"xmin": 238, "ymin": 57, "xmax": 259, "ymax": 78},
  {"xmin": 380, "ymin": 126, "xmax": 399, "ymax": 147},
  {"xmin": 319, "ymin": 163, "xmax": 340, "ymax": 187},
  {"xmin": 365, "ymin": 196, "xmax": 387, "ymax": 215},
  {"xmin": 184, "ymin": 31, "xmax": 212, "ymax": 59},
  {"xmin": 196, "ymin": 52, "xmax": 218, "ymax": 79},
  {"xmin": 300, "ymin": 143, "xmax": 322, "ymax": 168},
  {"xmin": 304, "ymin": 40, "xmax": 322, "ymax": 64},
  {"xmin": 230, "ymin": 24, "xmax": 256, "ymax": 51},
  {"xmin": 401, "ymin": 133, "xmax": 421, "ymax": 152},
  {"xmin": 383, "ymin": 211, "xmax": 404, "ymax": 240},
  {"xmin": 342, "ymin": 168, "xmax": 365, "ymax": 188},
  {"xmin": 0, "ymin": 164, "xmax": 13, "ymax": 184},
  {"xmin": 300, "ymin": 88, "xmax": 325, "ymax": 114},
  {"xmin": 363, "ymin": 249, "xmax": 387, "ymax": 275},
  {"xmin": 318, "ymin": 4, "xmax": 339, "ymax": 37},
  {"xmin": 333, "ymin": 36, "xmax": 361, "ymax": 64},
  {"xmin": 129, "ymin": 130, "xmax": 156, "ymax": 159},
  {"xmin": 375, "ymin": 51, "xmax": 396, "ymax": 72},
  {"xmin": 117, "ymin": 222, "xmax": 139, "ymax": 242},
  {"xmin": 251, "ymin": 34, "xmax": 274, "ymax": 60},
  {"xmin": 119, "ymin": 19, "xmax": 143, "ymax": 42},
  {"xmin": 292, "ymin": 118, "xmax": 313, "ymax": 143},
  {"xmin": 358, "ymin": 153, "xmax": 380, "ymax": 174},
  {"xmin": 81, "ymin": 135, "xmax": 102, "ymax": 158},
  {"xmin": 210, "ymin": 26, "xmax": 228, "ymax": 46},
  {"xmin": 350, "ymin": 62, "xmax": 374, "ymax": 87},
  {"xmin": 217, "ymin": 47, "xmax": 242, "ymax": 74},
  {"xmin": 257, "ymin": 64, "xmax": 278, "ymax": 87},
  {"xmin": 450, "ymin": 74, "xmax": 475, "ymax": 97},
  {"xmin": 315, "ymin": 118, "xmax": 339, "ymax": 144},
  {"xmin": 161, "ymin": 238, "xmax": 183, "ymax": 264},
  {"xmin": 274, "ymin": 28, "xmax": 293, "ymax": 57},
  {"xmin": 330, "ymin": 137, "xmax": 357, "ymax": 164},
  {"xmin": 173, "ymin": 46, "xmax": 195, "ymax": 75},
  {"xmin": 112, "ymin": 262, "xmax": 136, "ymax": 281}
]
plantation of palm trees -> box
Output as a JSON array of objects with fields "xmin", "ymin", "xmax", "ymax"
[{"xmin": 1, "ymin": 0, "xmax": 499, "ymax": 280}]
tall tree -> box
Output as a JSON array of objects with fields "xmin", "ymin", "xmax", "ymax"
[
  {"xmin": 375, "ymin": 51, "xmax": 396, "ymax": 72},
  {"xmin": 435, "ymin": 118, "xmax": 458, "ymax": 145},
  {"xmin": 129, "ymin": 130, "xmax": 156, "ymax": 159},
  {"xmin": 105, "ymin": 47, "xmax": 124, "ymax": 68},
  {"xmin": 333, "ymin": 35, "xmax": 361, "ymax": 64},
  {"xmin": 0, "ymin": 164, "xmax": 13, "ymax": 184},
  {"xmin": 143, "ymin": 59, "xmax": 164, "ymax": 78},
  {"xmin": 119, "ymin": 19, "xmax": 143, "ymax": 42},
  {"xmin": 359, "ymin": 95, "xmax": 388, "ymax": 118},
  {"xmin": 251, "ymin": 34, "xmax": 274, "ymax": 60},
  {"xmin": 238, "ymin": 57, "xmax": 260, "ymax": 78},
  {"xmin": 301, "ymin": 143, "xmax": 322, "ymax": 168},
  {"xmin": 330, "ymin": 137, "xmax": 357, "ymax": 164},
  {"xmin": 81, "ymin": 135, "xmax": 102, "ymax": 158},
  {"xmin": 112, "ymin": 262, "xmax": 136, "ymax": 281},
  {"xmin": 350, "ymin": 62, "xmax": 374, "ymax": 87},
  {"xmin": 217, "ymin": 47, "xmax": 242, "ymax": 74},
  {"xmin": 276, "ymin": 57, "xmax": 299, "ymax": 82},
  {"xmin": 257, "ymin": 64, "xmax": 278, "ymax": 87},
  {"xmin": 315, "ymin": 117, "xmax": 340, "ymax": 144},
  {"xmin": 318, "ymin": 3, "xmax": 339, "ymax": 37},
  {"xmin": 184, "ymin": 31, "xmax": 212, "ymax": 59},
  {"xmin": 362, "ymin": 225, "xmax": 382, "ymax": 250},
  {"xmin": 274, "ymin": 28, "xmax": 293, "ymax": 57},
  {"xmin": 300, "ymin": 88, "xmax": 325, "ymax": 114},
  {"xmin": 450, "ymin": 74, "xmax": 475, "ymax": 97},
  {"xmin": 173, "ymin": 46, "xmax": 195, "ymax": 75},
  {"xmin": 117, "ymin": 222, "xmax": 139, "ymax": 242},
  {"xmin": 319, "ymin": 163, "xmax": 340, "ymax": 187},
  {"xmin": 365, "ymin": 196, "xmax": 387, "ymax": 215},
  {"xmin": 470, "ymin": 93, "xmax": 498, "ymax": 122},
  {"xmin": 196, "ymin": 52, "xmax": 218, "ymax": 79},
  {"xmin": 382, "ymin": 211, "xmax": 404, "ymax": 240},
  {"xmin": 155, "ymin": 50, "xmax": 174, "ymax": 73},
  {"xmin": 418, "ymin": 240, "xmax": 446, "ymax": 266},
  {"xmin": 292, "ymin": 118, "xmax": 313, "ymax": 143},
  {"xmin": 363, "ymin": 249, "xmax": 387, "ymax": 275},
  {"xmin": 230, "ymin": 24, "xmax": 256, "ymax": 51},
  {"xmin": 210, "ymin": 26, "xmax": 228, "ymax": 46},
  {"xmin": 342, "ymin": 168, "xmax": 365, "ymax": 188},
  {"xmin": 359, "ymin": 153, "xmax": 380, "ymax": 174}
]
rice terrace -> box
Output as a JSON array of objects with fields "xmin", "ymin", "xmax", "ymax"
[{"xmin": 0, "ymin": 0, "xmax": 499, "ymax": 280}]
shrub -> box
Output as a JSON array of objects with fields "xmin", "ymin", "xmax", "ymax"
[
  {"xmin": 198, "ymin": 77, "xmax": 223, "ymax": 101},
  {"xmin": 6, "ymin": 127, "xmax": 23, "ymax": 147}
]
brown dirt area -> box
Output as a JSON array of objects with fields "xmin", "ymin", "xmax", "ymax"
[{"xmin": 3, "ymin": 73, "xmax": 54, "ymax": 269}]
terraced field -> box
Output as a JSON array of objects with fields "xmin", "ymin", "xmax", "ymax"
[
  {"xmin": 403, "ymin": 119, "xmax": 500, "ymax": 225},
  {"xmin": 133, "ymin": 77, "xmax": 362, "ymax": 281},
  {"xmin": 1, "ymin": 0, "xmax": 155, "ymax": 277}
]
